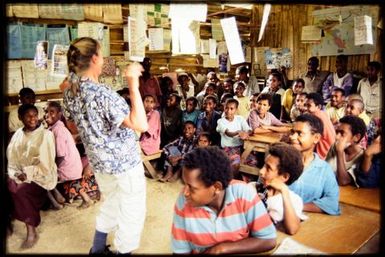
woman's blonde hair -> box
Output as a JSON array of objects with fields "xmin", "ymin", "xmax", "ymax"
[{"xmin": 67, "ymin": 37, "xmax": 100, "ymax": 96}]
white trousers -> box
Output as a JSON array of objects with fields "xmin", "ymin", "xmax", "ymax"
[{"xmin": 94, "ymin": 163, "xmax": 146, "ymax": 253}]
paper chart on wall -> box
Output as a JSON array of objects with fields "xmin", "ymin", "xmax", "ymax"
[
  {"xmin": 220, "ymin": 17, "xmax": 245, "ymax": 65},
  {"xmin": 148, "ymin": 28, "xmax": 164, "ymax": 51},
  {"xmin": 128, "ymin": 17, "xmax": 147, "ymax": 62},
  {"xmin": 171, "ymin": 19, "xmax": 200, "ymax": 55},
  {"xmin": 354, "ymin": 15, "xmax": 373, "ymax": 45},
  {"xmin": 20, "ymin": 24, "xmax": 46, "ymax": 59},
  {"xmin": 7, "ymin": 23, "xmax": 22, "ymax": 59},
  {"xmin": 301, "ymin": 25, "xmax": 322, "ymax": 42},
  {"xmin": 209, "ymin": 39, "xmax": 217, "ymax": 59},
  {"xmin": 46, "ymin": 60, "xmax": 66, "ymax": 90},
  {"xmin": 168, "ymin": 3, "xmax": 207, "ymax": 22},
  {"xmin": 6, "ymin": 61, "xmax": 24, "ymax": 94},
  {"xmin": 21, "ymin": 60, "xmax": 48, "ymax": 92},
  {"xmin": 46, "ymin": 26, "xmax": 70, "ymax": 58},
  {"xmin": 51, "ymin": 44, "xmax": 69, "ymax": 77},
  {"xmin": 147, "ymin": 4, "xmax": 169, "ymax": 27},
  {"xmin": 200, "ymin": 39, "xmax": 209, "ymax": 54}
]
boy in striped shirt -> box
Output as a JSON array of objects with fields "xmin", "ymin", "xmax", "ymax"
[{"xmin": 171, "ymin": 146, "xmax": 276, "ymax": 254}]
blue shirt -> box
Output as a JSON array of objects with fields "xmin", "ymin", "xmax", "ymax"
[
  {"xmin": 289, "ymin": 153, "xmax": 340, "ymax": 215},
  {"xmin": 63, "ymin": 80, "xmax": 141, "ymax": 174},
  {"xmin": 183, "ymin": 110, "xmax": 201, "ymax": 125}
]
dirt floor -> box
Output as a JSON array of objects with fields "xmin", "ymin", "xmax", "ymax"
[
  {"xmin": 6, "ymin": 178, "xmax": 183, "ymax": 254},
  {"xmin": 5, "ymin": 176, "xmax": 380, "ymax": 254}
]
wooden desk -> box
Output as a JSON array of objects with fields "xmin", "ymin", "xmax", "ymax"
[
  {"xmin": 240, "ymin": 132, "xmax": 285, "ymax": 176},
  {"xmin": 339, "ymin": 186, "xmax": 380, "ymax": 213},
  {"xmin": 274, "ymin": 203, "xmax": 380, "ymax": 254}
]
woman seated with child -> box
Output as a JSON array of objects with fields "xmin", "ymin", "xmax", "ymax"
[{"xmin": 7, "ymin": 104, "xmax": 58, "ymax": 249}]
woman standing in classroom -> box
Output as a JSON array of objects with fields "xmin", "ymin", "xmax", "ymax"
[{"xmin": 63, "ymin": 37, "xmax": 148, "ymax": 255}]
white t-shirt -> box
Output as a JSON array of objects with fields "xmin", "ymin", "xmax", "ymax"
[{"xmin": 216, "ymin": 115, "xmax": 250, "ymax": 147}]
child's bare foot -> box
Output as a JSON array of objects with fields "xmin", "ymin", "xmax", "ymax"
[
  {"xmin": 167, "ymin": 171, "xmax": 180, "ymax": 182},
  {"xmin": 21, "ymin": 234, "xmax": 39, "ymax": 249},
  {"xmin": 77, "ymin": 200, "xmax": 94, "ymax": 209},
  {"xmin": 52, "ymin": 189, "xmax": 65, "ymax": 204},
  {"xmin": 159, "ymin": 167, "xmax": 173, "ymax": 182},
  {"xmin": 22, "ymin": 225, "xmax": 38, "ymax": 249},
  {"xmin": 51, "ymin": 202, "xmax": 64, "ymax": 210}
]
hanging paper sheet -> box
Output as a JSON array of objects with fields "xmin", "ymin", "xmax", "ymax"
[
  {"xmin": 6, "ymin": 61, "xmax": 24, "ymax": 94},
  {"xmin": 34, "ymin": 41, "xmax": 49, "ymax": 70},
  {"xmin": 220, "ymin": 17, "xmax": 245, "ymax": 65},
  {"xmin": 46, "ymin": 25, "xmax": 70, "ymax": 58},
  {"xmin": 20, "ymin": 23, "xmax": 46, "ymax": 59},
  {"xmin": 7, "ymin": 23, "xmax": 22, "ymax": 59},
  {"xmin": 51, "ymin": 44, "xmax": 69, "ymax": 77}
]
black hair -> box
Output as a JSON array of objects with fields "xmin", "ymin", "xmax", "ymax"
[
  {"xmin": 306, "ymin": 92, "xmax": 324, "ymax": 107},
  {"xmin": 47, "ymin": 101, "xmax": 62, "ymax": 112},
  {"xmin": 224, "ymin": 77, "xmax": 234, "ymax": 84},
  {"xmin": 203, "ymin": 95, "xmax": 217, "ymax": 105},
  {"xmin": 169, "ymin": 93, "xmax": 181, "ymax": 105},
  {"xmin": 236, "ymin": 65, "xmax": 249, "ymax": 75},
  {"xmin": 337, "ymin": 54, "xmax": 348, "ymax": 63},
  {"xmin": 339, "ymin": 115, "xmax": 367, "ymax": 142},
  {"xmin": 186, "ymin": 96, "xmax": 198, "ymax": 106},
  {"xmin": 269, "ymin": 72, "xmax": 283, "ymax": 82},
  {"xmin": 332, "ymin": 87, "xmax": 345, "ymax": 96},
  {"xmin": 197, "ymin": 132, "xmax": 212, "ymax": 143},
  {"xmin": 143, "ymin": 94, "xmax": 156, "ymax": 102},
  {"xmin": 256, "ymin": 93, "xmax": 272, "ymax": 106},
  {"xmin": 367, "ymin": 61, "xmax": 381, "ymax": 71},
  {"xmin": 182, "ymin": 146, "xmax": 232, "ymax": 188},
  {"xmin": 308, "ymin": 56, "xmax": 319, "ymax": 66},
  {"xmin": 220, "ymin": 93, "xmax": 233, "ymax": 103},
  {"xmin": 183, "ymin": 120, "xmax": 196, "ymax": 129},
  {"xmin": 295, "ymin": 113, "xmax": 324, "ymax": 135},
  {"xmin": 19, "ymin": 87, "xmax": 36, "ymax": 97},
  {"xmin": 293, "ymin": 78, "xmax": 305, "ymax": 87},
  {"xmin": 18, "ymin": 103, "xmax": 38, "ymax": 118},
  {"xmin": 268, "ymin": 142, "xmax": 304, "ymax": 185},
  {"xmin": 234, "ymin": 81, "xmax": 246, "ymax": 89},
  {"xmin": 225, "ymin": 98, "xmax": 239, "ymax": 108}
]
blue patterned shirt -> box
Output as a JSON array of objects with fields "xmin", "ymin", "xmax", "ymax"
[{"xmin": 63, "ymin": 80, "xmax": 141, "ymax": 174}]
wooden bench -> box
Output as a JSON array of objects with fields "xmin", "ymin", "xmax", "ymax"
[
  {"xmin": 339, "ymin": 185, "xmax": 380, "ymax": 213},
  {"xmin": 273, "ymin": 203, "xmax": 380, "ymax": 254},
  {"xmin": 141, "ymin": 150, "xmax": 163, "ymax": 179}
]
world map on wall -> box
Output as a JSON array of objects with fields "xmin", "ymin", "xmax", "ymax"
[{"xmin": 311, "ymin": 5, "xmax": 378, "ymax": 56}]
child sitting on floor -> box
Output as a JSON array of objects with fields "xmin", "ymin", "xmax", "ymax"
[
  {"xmin": 140, "ymin": 95, "xmax": 161, "ymax": 155},
  {"xmin": 217, "ymin": 98, "xmax": 252, "ymax": 178},
  {"xmin": 183, "ymin": 96, "xmax": 201, "ymax": 125},
  {"xmin": 159, "ymin": 121, "xmax": 197, "ymax": 182},
  {"xmin": 251, "ymin": 142, "xmax": 307, "ymax": 235},
  {"xmin": 161, "ymin": 93, "xmax": 183, "ymax": 147},
  {"xmin": 196, "ymin": 132, "xmax": 212, "ymax": 148},
  {"xmin": 45, "ymin": 101, "xmax": 96, "ymax": 209}
]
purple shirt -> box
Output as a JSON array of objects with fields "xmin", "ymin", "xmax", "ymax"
[{"xmin": 49, "ymin": 120, "xmax": 82, "ymax": 181}]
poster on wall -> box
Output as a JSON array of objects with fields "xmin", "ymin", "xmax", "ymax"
[
  {"xmin": 51, "ymin": 44, "xmax": 69, "ymax": 77},
  {"xmin": 264, "ymin": 48, "xmax": 292, "ymax": 70},
  {"xmin": 311, "ymin": 5, "xmax": 378, "ymax": 56},
  {"xmin": 34, "ymin": 41, "xmax": 48, "ymax": 70},
  {"xmin": 128, "ymin": 17, "xmax": 147, "ymax": 62}
]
